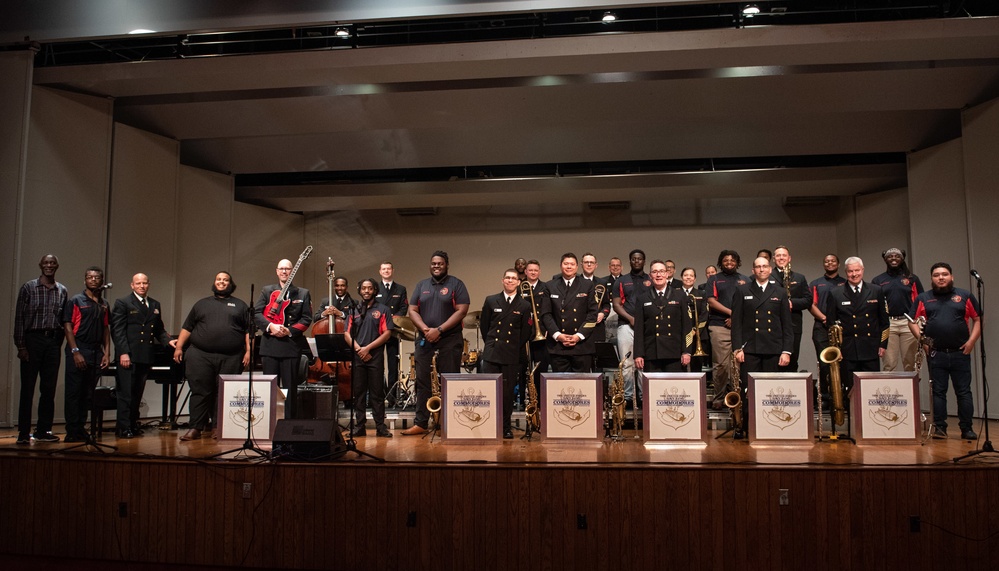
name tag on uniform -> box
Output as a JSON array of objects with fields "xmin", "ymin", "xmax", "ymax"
[
  {"xmin": 867, "ymin": 299, "xmax": 878, "ymax": 304},
  {"xmin": 576, "ymin": 293, "xmax": 588, "ymax": 298},
  {"xmin": 227, "ymin": 302, "xmax": 236, "ymax": 307},
  {"xmin": 744, "ymin": 295, "xmax": 753, "ymax": 300},
  {"xmin": 668, "ymin": 300, "xmax": 680, "ymax": 305},
  {"xmin": 841, "ymin": 301, "xmax": 851, "ymax": 305},
  {"xmin": 550, "ymin": 294, "xmax": 560, "ymax": 299},
  {"xmin": 493, "ymin": 308, "xmax": 503, "ymax": 313},
  {"xmin": 643, "ymin": 301, "xmax": 653, "ymax": 306}
]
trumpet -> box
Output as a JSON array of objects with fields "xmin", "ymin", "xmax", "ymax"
[
  {"xmin": 520, "ymin": 280, "xmax": 546, "ymax": 342},
  {"xmin": 724, "ymin": 351, "xmax": 743, "ymax": 431},
  {"xmin": 689, "ymin": 294, "xmax": 708, "ymax": 358},
  {"xmin": 426, "ymin": 353, "xmax": 442, "ymax": 428},
  {"xmin": 819, "ymin": 321, "xmax": 846, "ymax": 427}
]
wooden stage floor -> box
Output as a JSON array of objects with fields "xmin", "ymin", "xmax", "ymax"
[{"xmin": 2, "ymin": 414, "xmax": 997, "ymax": 466}]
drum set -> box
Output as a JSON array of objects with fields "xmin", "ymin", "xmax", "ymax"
[{"xmin": 383, "ymin": 311, "xmax": 484, "ymax": 409}]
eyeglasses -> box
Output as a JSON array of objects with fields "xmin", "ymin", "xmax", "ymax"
[
  {"xmin": 650, "ymin": 270, "xmax": 668, "ymax": 275},
  {"xmin": 753, "ymin": 265, "xmax": 770, "ymax": 269}
]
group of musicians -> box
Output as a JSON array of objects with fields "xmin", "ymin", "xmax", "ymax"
[{"xmin": 12, "ymin": 246, "xmax": 982, "ymax": 444}]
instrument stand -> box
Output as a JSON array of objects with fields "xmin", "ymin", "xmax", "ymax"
[
  {"xmin": 954, "ymin": 275, "xmax": 995, "ymax": 462},
  {"xmin": 209, "ymin": 285, "xmax": 271, "ymax": 462}
]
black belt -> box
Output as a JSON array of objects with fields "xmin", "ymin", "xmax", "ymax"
[
  {"xmin": 889, "ymin": 315, "xmax": 907, "ymax": 319},
  {"xmin": 28, "ymin": 329, "xmax": 63, "ymax": 337},
  {"xmin": 934, "ymin": 347, "xmax": 962, "ymax": 353}
]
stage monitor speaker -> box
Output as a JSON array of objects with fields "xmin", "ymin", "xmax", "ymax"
[{"xmin": 273, "ymin": 419, "xmax": 347, "ymax": 461}]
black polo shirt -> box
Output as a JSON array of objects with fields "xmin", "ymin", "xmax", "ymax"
[
  {"xmin": 872, "ymin": 271, "xmax": 924, "ymax": 317},
  {"xmin": 63, "ymin": 291, "xmax": 109, "ymax": 349},
  {"xmin": 611, "ymin": 270, "xmax": 651, "ymax": 318},
  {"xmin": 908, "ymin": 288, "xmax": 982, "ymax": 350},
  {"xmin": 705, "ymin": 271, "xmax": 750, "ymax": 327},
  {"xmin": 810, "ymin": 274, "xmax": 847, "ymax": 320},
  {"xmin": 347, "ymin": 302, "xmax": 394, "ymax": 356},
  {"xmin": 181, "ymin": 295, "xmax": 250, "ymax": 355},
  {"xmin": 410, "ymin": 274, "xmax": 470, "ymax": 335}
]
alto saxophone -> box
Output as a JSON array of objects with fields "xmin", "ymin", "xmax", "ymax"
[
  {"xmin": 724, "ymin": 351, "xmax": 743, "ymax": 431},
  {"xmin": 609, "ymin": 351, "xmax": 629, "ymax": 438},
  {"xmin": 426, "ymin": 353, "xmax": 442, "ymax": 429},
  {"xmin": 819, "ymin": 321, "xmax": 846, "ymax": 427}
]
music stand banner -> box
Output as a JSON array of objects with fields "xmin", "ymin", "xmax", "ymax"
[
  {"xmin": 851, "ymin": 372, "xmax": 920, "ymax": 444},
  {"xmin": 541, "ymin": 373, "xmax": 603, "ymax": 441},
  {"xmin": 641, "ymin": 372, "xmax": 707, "ymax": 442},
  {"xmin": 748, "ymin": 373, "xmax": 814, "ymax": 444},
  {"xmin": 441, "ymin": 374, "xmax": 502, "ymax": 442},
  {"xmin": 217, "ymin": 374, "xmax": 279, "ymax": 444}
]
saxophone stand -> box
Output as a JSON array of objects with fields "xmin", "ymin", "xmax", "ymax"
[
  {"xmin": 209, "ymin": 285, "xmax": 270, "ymax": 462},
  {"xmin": 954, "ymin": 272, "xmax": 995, "ymax": 462}
]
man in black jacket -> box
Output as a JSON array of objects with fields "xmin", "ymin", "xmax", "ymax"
[
  {"xmin": 480, "ymin": 269, "xmax": 533, "ymax": 438},
  {"xmin": 111, "ymin": 273, "xmax": 175, "ymax": 438}
]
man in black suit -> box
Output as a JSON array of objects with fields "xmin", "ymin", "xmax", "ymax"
[
  {"xmin": 480, "ymin": 269, "xmax": 534, "ymax": 438},
  {"xmin": 314, "ymin": 277, "xmax": 356, "ymax": 321},
  {"xmin": 111, "ymin": 273, "xmax": 176, "ymax": 438},
  {"xmin": 542, "ymin": 253, "xmax": 598, "ymax": 373},
  {"xmin": 731, "ymin": 257, "xmax": 793, "ymax": 438},
  {"xmin": 772, "ymin": 246, "xmax": 812, "ymax": 372},
  {"xmin": 633, "ymin": 260, "xmax": 693, "ymax": 373},
  {"xmin": 824, "ymin": 256, "xmax": 889, "ymax": 391},
  {"xmin": 375, "ymin": 261, "xmax": 408, "ymax": 404},
  {"xmin": 255, "ymin": 258, "xmax": 313, "ymax": 420}
]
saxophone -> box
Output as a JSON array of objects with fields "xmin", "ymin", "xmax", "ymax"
[
  {"xmin": 724, "ymin": 351, "xmax": 743, "ymax": 430},
  {"xmin": 426, "ymin": 353, "xmax": 442, "ymax": 429},
  {"xmin": 819, "ymin": 321, "xmax": 846, "ymax": 427},
  {"xmin": 609, "ymin": 352, "xmax": 629, "ymax": 438},
  {"xmin": 524, "ymin": 361, "xmax": 541, "ymax": 434}
]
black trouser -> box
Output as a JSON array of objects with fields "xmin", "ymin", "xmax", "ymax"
[
  {"xmin": 644, "ymin": 358, "xmax": 683, "ymax": 373},
  {"xmin": 115, "ymin": 362, "xmax": 151, "ymax": 431},
  {"xmin": 413, "ymin": 333, "xmax": 462, "ymax": 429},
  {"xmin": 185, "ymin": 346, "xmax": 242, "ymax": 430},
  {"xmin": 481, "ymin": 359, "xmax": 517, "ymax": 431},
  {"xmin": 550, "ymin": 352, "xmax": 592, "ymax": 373},
  {"xmin": 779, "ymin": 319, "xmax": 803, "ymax": 372},
  {"xmin": 19, "ymin": 330, "xmax": 63, "ymax": 435},
  {"xmin": 64, "ymin": 347, "xmax": 102, "ymax": 437},
  {"xmin": 353, "ymin": 352, "xmax": 386, "ymax": 427},
  {"xmin": 841, "ymin": 358, "xmax": 880, "ymax": 393},
  {"xmin": 264, "ymin": 355, "xmax": 303, "ymax": 419}
]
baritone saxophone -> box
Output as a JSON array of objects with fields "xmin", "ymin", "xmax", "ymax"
[
  {"xmin": 724, "ymin": 351, "xmax": 743, "ymax": 429},
  {"xmin": 819, "ymin": 321, "xmax": 846, "ymax": 427},
  {"xmin": 426, "ymin": 353, "xmax": 442, "ymax": 428}
]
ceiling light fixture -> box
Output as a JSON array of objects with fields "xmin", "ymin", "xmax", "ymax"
[
  {"xmin": 742, "ymin": 4, "xmax": 762, "ymax": 16},
  {"xmin": 601, "ymin": 11, "xmax": 617, "ymax": 23}
]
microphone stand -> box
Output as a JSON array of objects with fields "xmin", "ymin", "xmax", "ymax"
[
  {"xmin": 210, "ymin": 284, "xmax": 270, "ymax": 461},
  {"xmin": 954, "ymin": 272, "xmax": 995, "ymax": 462}
]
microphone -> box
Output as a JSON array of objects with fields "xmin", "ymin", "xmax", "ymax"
[
  {"xmin": 100, "ymin": 283, "xmax": 113, "ymax": 290},
  {"xmin": 970, "ymin": 269, "xmax": 984, "ymax": 283}
]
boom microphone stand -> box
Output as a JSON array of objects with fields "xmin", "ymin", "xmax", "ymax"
[
  {"xmin": 210, "ymin": 284, "xmax": 269, "ymax": 461},
  {"xmin": 954, "ymin": 270, "xmax": 995, "ymax": 462}
]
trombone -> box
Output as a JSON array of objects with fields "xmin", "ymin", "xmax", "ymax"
[{"xmin": 520, "ymin": 280, "xmax": 546, "ymax": 342}]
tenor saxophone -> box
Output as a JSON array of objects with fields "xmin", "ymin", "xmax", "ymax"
[
  {"xmin": 819, "ymin": 321, "xmax": 846, "ymax": 427},
  {"xmin": 609, "ymin": 352, "xmax": 629, "ymax": 438},
  {"xmin": 724, "ymin": 351, "xmax": 743, "ymax": 430},
  {"xmin": 426, "ymin": 353, "xmax": 442, "ymax": 428}
]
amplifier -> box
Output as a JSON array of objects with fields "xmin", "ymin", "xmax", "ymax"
[{"xmin": 272, "ymin": 418, "xmax": 347, "ymax": 461}]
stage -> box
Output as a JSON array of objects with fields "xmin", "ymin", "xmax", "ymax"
[{"xmin": 1, "ymin": 413, "xmax": 997, "ymax": 571}]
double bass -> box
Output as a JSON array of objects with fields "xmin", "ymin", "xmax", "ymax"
[{"xmin": 308, "ymin": 257, "xmax": 351, "ymax": 400}]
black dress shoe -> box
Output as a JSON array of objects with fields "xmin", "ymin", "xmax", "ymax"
[
  {"xmin": 179, "ymin": 428, "xmax": 201, "ymax": 441},
  {"xmin": 733, "ymin": 429, "xmax": 745, "ymax": 440},
  {"xmin": 64, "ymin": 433, "xmax": 88, "ymax": 443},
  {"xmin": 503, "ymin": 429, "xmax": 514, "ymax": 440},
  {"xmin": 351, "ymin": 427, "xmax": 367, "ymax": 437},
  {"xmin": 115, "ymin": 429, "xmax": 136, "ymax": 439},
  {"xmin": 376, "ymin": 425, "xmax": 393, "ymax": 438}
]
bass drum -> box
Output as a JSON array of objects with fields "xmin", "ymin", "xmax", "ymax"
[{"xmin": 309, "ymin": 314, "xmax": 352, "ymax": 401}]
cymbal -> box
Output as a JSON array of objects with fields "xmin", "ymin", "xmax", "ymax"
[
  {"xmin": 392, "ymin": 316, "xmax": 417, "ymax": 341},
  {"xmin": 462, "ymin": 311, "xmax": 482, "ymax": 328}
]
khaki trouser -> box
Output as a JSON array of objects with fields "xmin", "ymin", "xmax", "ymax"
[
  {"xmin": 709, "ymin": 325, "xmax": 733, "ymax": 406},
  {"xmin": 882, "ymin": 317, "xmax": 917, "ymax": 371}
]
